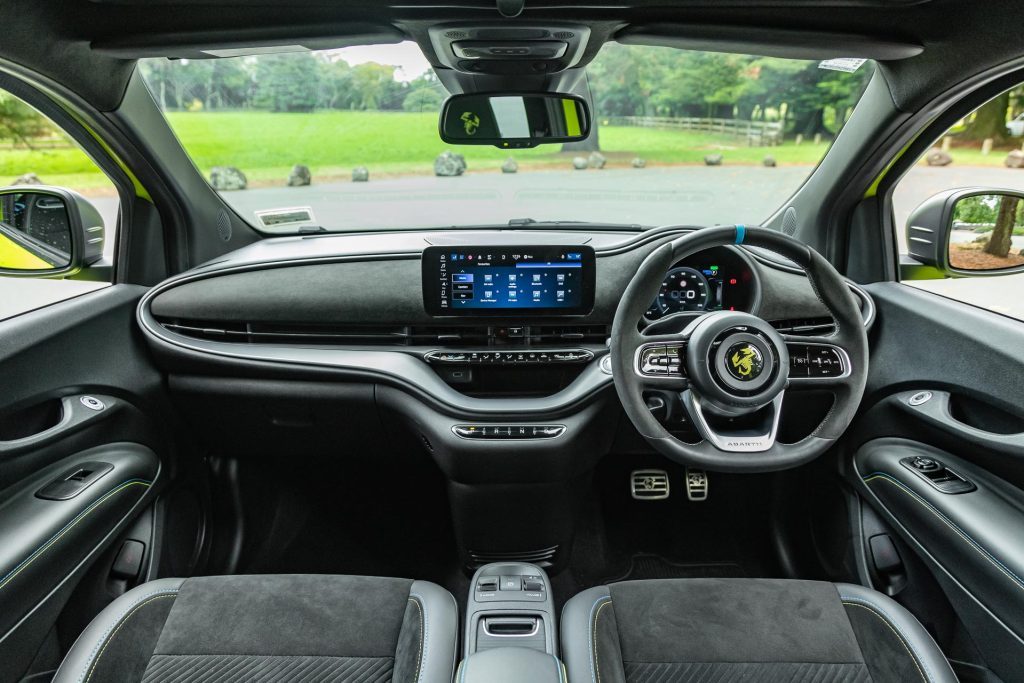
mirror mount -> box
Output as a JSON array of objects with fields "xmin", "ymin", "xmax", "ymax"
[
  {"xmin": 905, "ymin": 187, "xmax": 1024, "ymax": 277},
  {"xmin": 439, "ymin": 91, "xmax": 590, "ymax": 149},
  {"xmin": 0, "ymin": 185, "xmax": 105, "ymax": 278}
]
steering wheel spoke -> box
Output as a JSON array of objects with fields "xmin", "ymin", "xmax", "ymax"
[
  {"xmin": 683, "ymin": 389, "xmax": 784, "ymax": 453},
  {"xmin": 633, "ymin": 334, "xmax": 689, "ymax": 389}
]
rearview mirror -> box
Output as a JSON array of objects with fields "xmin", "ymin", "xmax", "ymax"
[
  {"xmin": 906, "ymin": 188, "xmax": 1024, "ymax": 276},
  {"xmin": 0, "ymin": 186, "xmax": 105, "ymax": 277},
  {"xmin": 439, "ymin": 92, "xmax": 590, "ymax": 148}
]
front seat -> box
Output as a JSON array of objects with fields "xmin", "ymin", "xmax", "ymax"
[
  {"xmin": 53, "ymin": 574, "xmax": 457, "ymax": 682},
  {"xmin": 562, "ymin": 578, "xmax": 957, "ymax": 683}
]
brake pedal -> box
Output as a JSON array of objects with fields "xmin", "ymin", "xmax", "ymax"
[
  {"xmin": 685, "ymin": 469, "xmax": 709, "ymax": 501},
  {"xmin": 631, "ymin": 470, "xmax": 669, "ymax": 500}
]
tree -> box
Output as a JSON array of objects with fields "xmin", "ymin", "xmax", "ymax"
[
  {"xmin": 963, "ymin": 92, "xmax": 1009, "ymax": 143},
  {"xmin": 403, "ymin": 87, "xmax": 443, "ymax": 112},
  {"xmin": 253, "ymin": 54, "xmax": 321, "ymax": 112},
  {"xmin": 0, "ymin": 93, "xmax": 50, "ymax": 149},
  {"xmin": 953, "ymin": 194, "xmax": 997, "ymax": 226},
  {"xmin": 319, "ymin": 58, "xmax": 355, "ymax": 109},
  {"xmin": 985, "ymin": 194, "xmax": 1019, "ymax": 258}
]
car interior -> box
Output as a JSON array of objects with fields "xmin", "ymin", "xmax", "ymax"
[{"xmin": 2, "ymin": 0, "xmax": 1024, "ymax": 682}]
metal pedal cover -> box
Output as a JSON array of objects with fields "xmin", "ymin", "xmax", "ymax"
[
  {"xmin": 631, "ymin": 470, "xmax": 669, "ymax": 500},
  {"xmin": 685, "ymin": 469, "xmax": 709, "ymax": 501}
]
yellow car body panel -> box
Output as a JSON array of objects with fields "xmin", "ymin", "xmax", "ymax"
[{"xmin": 0, "ymin": 231, "xmax": 53, "ymax": 270}]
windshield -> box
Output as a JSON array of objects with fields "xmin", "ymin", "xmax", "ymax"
[{"xmin": 139, "ymin": 44, "xmax": 870, "ymax": 233}]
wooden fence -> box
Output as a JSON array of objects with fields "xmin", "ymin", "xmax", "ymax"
[
  {"xmin": 0, "ymin": 138, "xmax": 74, "ymax": 151},
  {"xmin": 604, "ymin": 116, "xmax": 784, "ymax": 146}
]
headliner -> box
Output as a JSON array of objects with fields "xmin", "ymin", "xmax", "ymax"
[{"xmin": 0, "ymin": 0, "xmax": 1019, "ymax": 116}]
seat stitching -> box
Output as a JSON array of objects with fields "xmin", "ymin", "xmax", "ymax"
[
  {"xmin": 82, "ymin": 590, "xmax": 178, "ymax": 683},
  {"xmin": 409, "ymin": 592, "xmax": 428, "ymax": 683},
  {"xmin": 408, "ymin": 596, "xmax": 424, "ymax": 683},
  {"xmin": 865, "ymin": 473, "xmax": 1024, "ymax": 591},
  {"xmin": 590, "ymin": 597, "xmax": 612, "ymax": 683},
  {"xmin": 0, "ymin": 480, "xmax": 151, "ymax": 591},
  {"xmin": 840, "ymin": 599, "xmax": 930, "ymax": 683}
]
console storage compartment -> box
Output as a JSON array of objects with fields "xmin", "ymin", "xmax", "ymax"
[{"xmin": 458, "ymin": 647, "xmax": 565, "ymax": 683}]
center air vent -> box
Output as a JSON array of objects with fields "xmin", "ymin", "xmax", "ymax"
[
  {"xmin": 528, "ymin": 324, "xmax": 609, "ymax": 344},
  {"xmin": 769, "ymin": 317, "xmax": 836, "ymax": 336},
  {"xmin": 467, "ymin": 545, "xmax": 559, "ymax": 568}
]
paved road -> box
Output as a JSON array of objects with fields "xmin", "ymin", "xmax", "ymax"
[
  {"xmin": 3, "ymin": 163, "xmax": 1024, "ymax": 321},
  {"xmin": 220, "ymin": 166, "xmax": 812, "ymax": 231}
]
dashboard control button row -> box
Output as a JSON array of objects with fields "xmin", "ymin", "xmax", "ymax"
[
  {"xmin": 452, "ymin": 424, "xmax": 566, "ymax": 440},
  {"xmin": 785, "ymin": 343, "xmax": 848, "ymax": 379},
  {"xmin": 636, "ymin": 342, "xmax": 686, "ymax": 377},
  {"xmin": 425, "ymin": 349, "xmax": 594, "ymax": 364}
]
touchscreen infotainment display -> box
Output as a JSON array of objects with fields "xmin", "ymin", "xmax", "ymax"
[{"xmin": 422, "ymin": 245, "xmax": 596, "ymax": 316}]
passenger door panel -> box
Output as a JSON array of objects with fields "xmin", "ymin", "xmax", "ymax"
[{"xmin": 0, "ymin": 286, "xmax": 174, "ymax": 681}]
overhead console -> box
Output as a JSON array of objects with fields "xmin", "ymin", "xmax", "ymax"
[{"xmin": 427, "ymin": 24, "xmax": 592, "ymax": 76}]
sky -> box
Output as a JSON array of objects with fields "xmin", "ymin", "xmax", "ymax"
[{"xmin": 332, "ymin": 42, "xmax": 432, "ymax": 82}]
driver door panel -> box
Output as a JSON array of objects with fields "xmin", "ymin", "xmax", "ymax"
[{"xmin": 849, "ymin": 282, "xmax": 1024, "ymax": 681}]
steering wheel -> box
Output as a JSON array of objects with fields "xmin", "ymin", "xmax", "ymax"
[{"xmin": 611, "ymin": 225, "xmax": 868, "ymax": 473}]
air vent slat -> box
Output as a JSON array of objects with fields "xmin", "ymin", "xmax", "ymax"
[
  {"xmin": 769, "ymin": 316, "xmax": 836, "ymax": 336},
  {"xmin": 528, "ymin": 324, "xmax": 609, "ymax": 344},
  {"xmin": 467, "ymin": 545, "xmax": 559, "ymax": 568}
]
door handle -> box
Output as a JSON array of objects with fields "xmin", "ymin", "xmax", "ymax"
[
  {"xmin": 0, "ymin": 394, "xmax": 119, "ymax": 457},
  {"xmin": 893, "ymin": 390, "xmax": 1024, "ymax": 456}
]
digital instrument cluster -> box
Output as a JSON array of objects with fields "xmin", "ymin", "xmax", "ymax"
[
  {"xmin": 645, "ymin": 248, "xmax": 755, "ymax": 319},
  {"xmin": 422, "ymin": 245, "xmax": 596, "ymax": 316}
]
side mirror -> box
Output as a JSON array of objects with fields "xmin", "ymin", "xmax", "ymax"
[
  {"xmin": 906, "ymin": 188, "xmax": 1024, "ymax": 275},
  {"xmin": 439, "ymin": 92, "xmax": 590, "ymax": 149},
  {"xmin": 0, "ymin": 186, "xmax": 105, "ymax": 277}
]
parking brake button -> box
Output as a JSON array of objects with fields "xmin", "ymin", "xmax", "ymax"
[{"xmin": 499, "ymin": 575, "xmax": 522, "ymax": 591}]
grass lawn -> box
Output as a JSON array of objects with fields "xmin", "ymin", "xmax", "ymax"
[{"xmin": 2, "ymin": 110, "xmax": 1022, "ymax": 191}]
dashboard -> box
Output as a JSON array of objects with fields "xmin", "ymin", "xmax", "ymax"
[{"xmin": 137, "ymin": 226, "xmax": 870, "ymax": 420}]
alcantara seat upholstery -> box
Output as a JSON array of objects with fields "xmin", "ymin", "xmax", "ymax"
[
  {"xmin": 53, "ymin": 574, "xmax": 457, "ymax": 683},
  {"xmin": 561, "ymin": 578, "xmax": 957, "ymax": 683}
]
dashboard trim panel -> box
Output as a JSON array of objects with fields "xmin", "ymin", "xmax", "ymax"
[{"xmin": 137, "ymin": 227, "xmax": 873, "ymax": 420}]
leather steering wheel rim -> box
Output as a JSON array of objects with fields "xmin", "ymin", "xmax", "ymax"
[{"xmin": 610, "ymin": 225, "xmax": 868, "ymax": 473}]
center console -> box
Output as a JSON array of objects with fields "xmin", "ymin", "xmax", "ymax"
[
  {"xmin": 459, "ymin": 562, "xmax": 564, "ymax": 683},
  {"xmin": 465, "ymin": 562, "xmax": 558, "ymax": 656},
  {"xmin": 383, "ymin": 245, "xmax": 616, "ymax": 573}
]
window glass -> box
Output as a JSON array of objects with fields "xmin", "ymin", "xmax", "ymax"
[
  {"xmin": 0, "ymin": 91, "xmax": 118, "ymax": 321},
  {"xmin": 895, "ymin": 86, "xmax": 1024, "ymax": 321},
  {"xmin": 140, "ymin": 44, "xmax": 871, "ymax": 233}
]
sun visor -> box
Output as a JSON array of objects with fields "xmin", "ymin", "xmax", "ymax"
[
  {"xmin": 617, "ymin": 24, "xmax": 922, "ymax": 61},
  {"xmin": 91, "ymin": 23, "xmax": 405, "ymax": 59}
]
